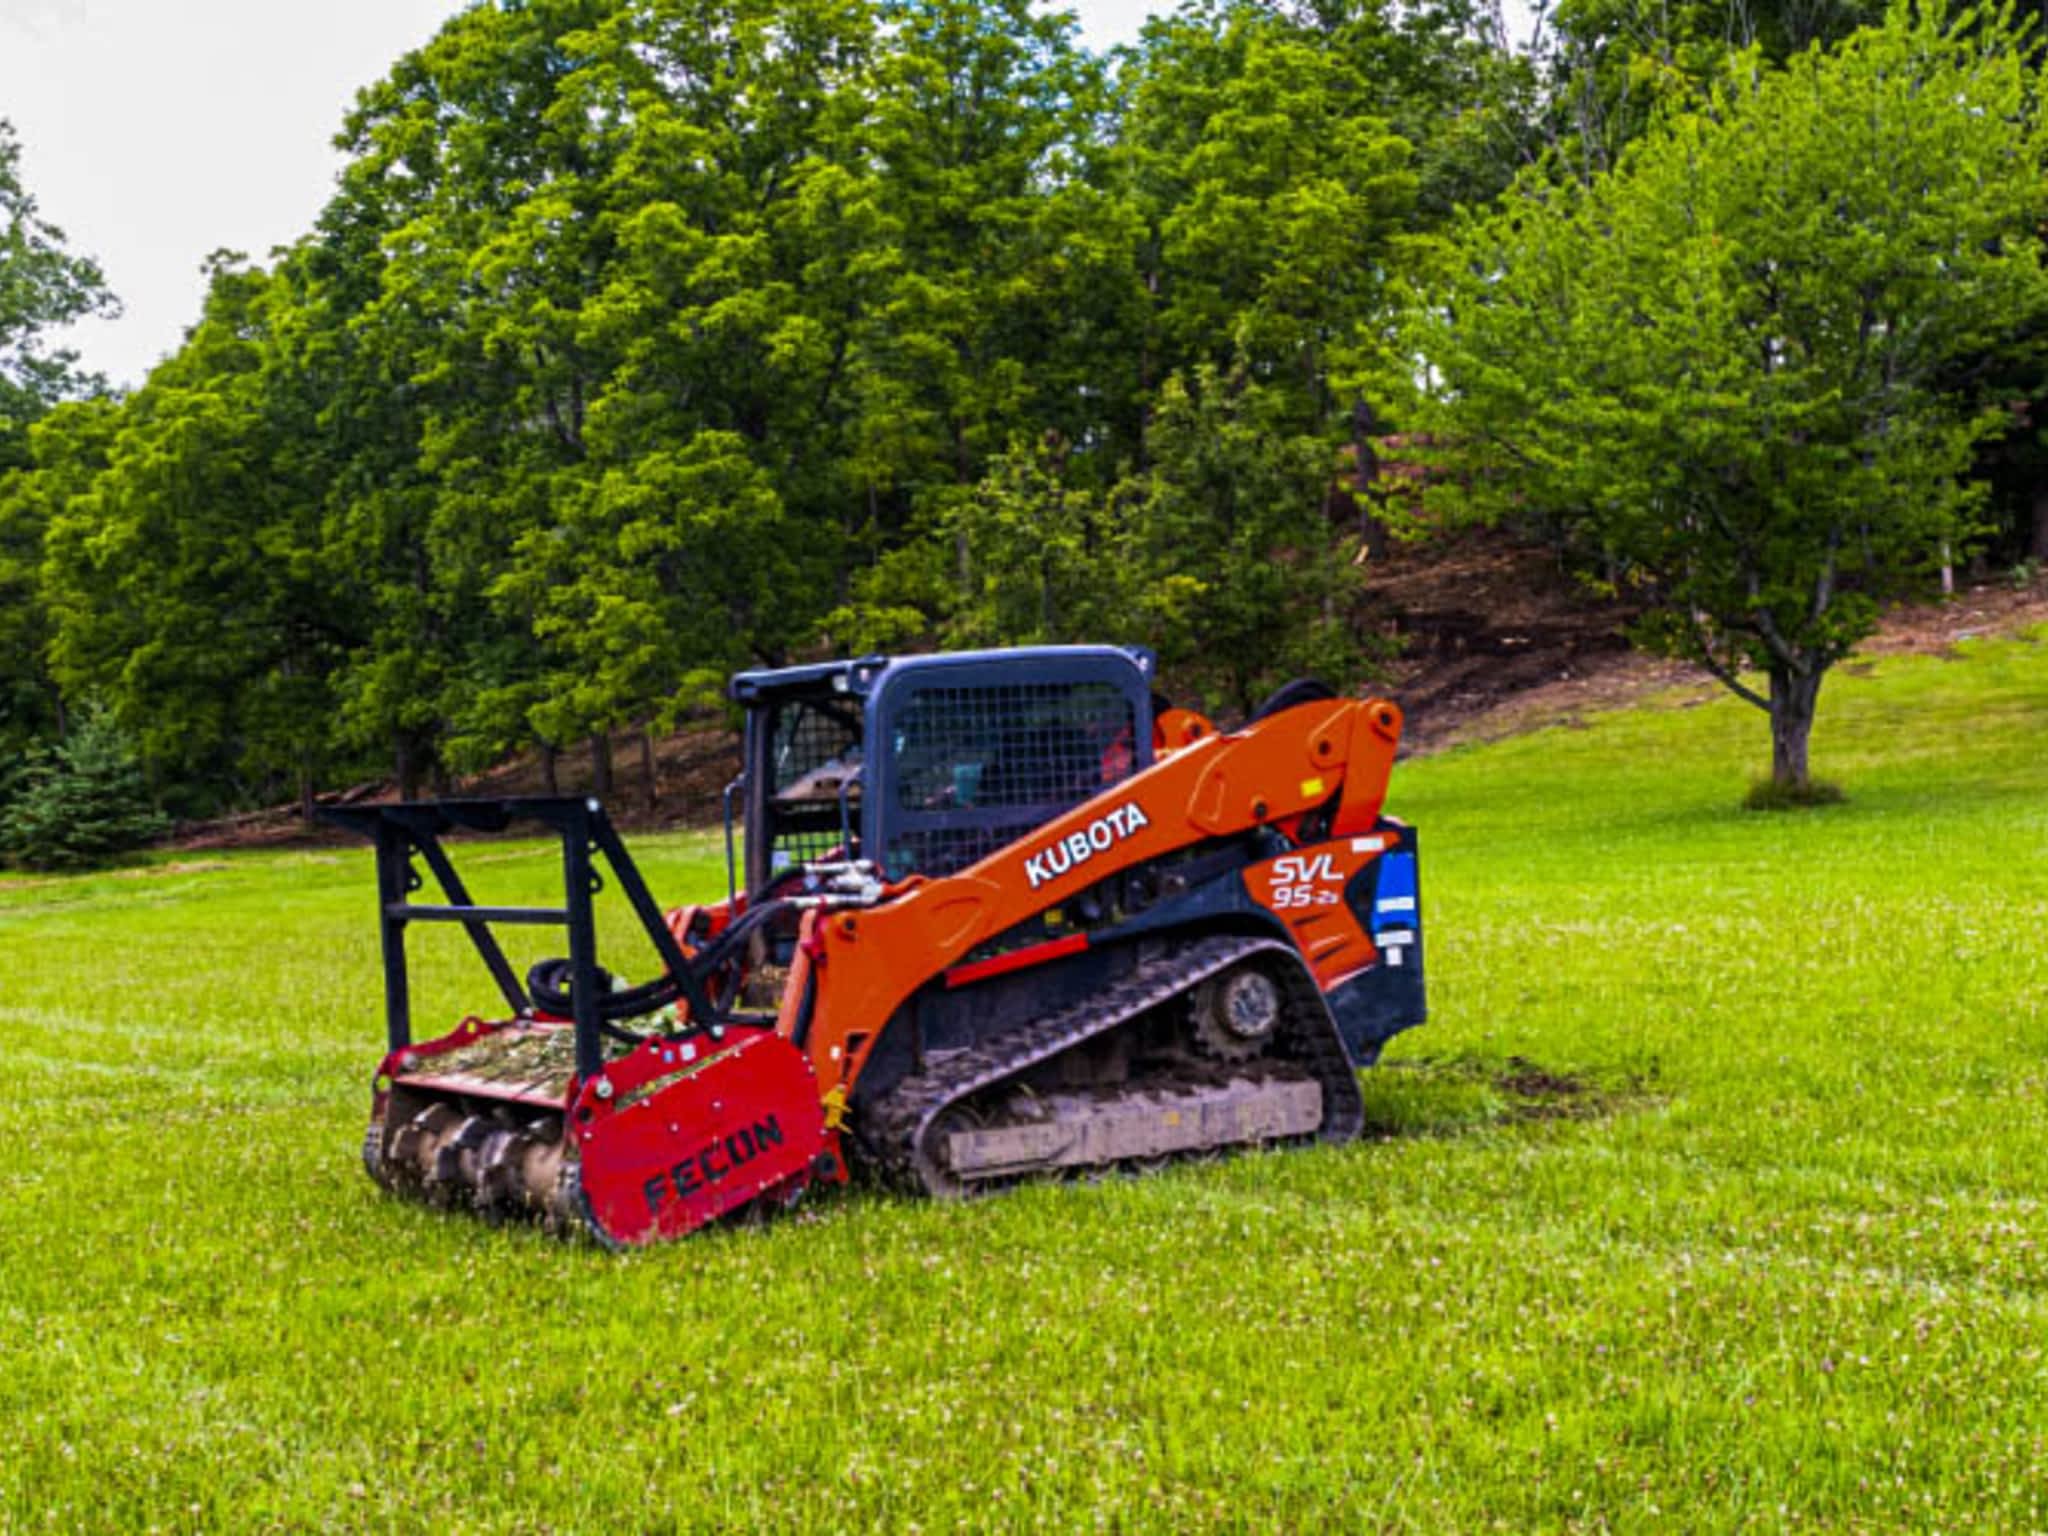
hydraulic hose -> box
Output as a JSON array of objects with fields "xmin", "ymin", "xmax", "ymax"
[{"xmin": 523, "ymin": 898, "xmax": 799, "ymax": 1037}]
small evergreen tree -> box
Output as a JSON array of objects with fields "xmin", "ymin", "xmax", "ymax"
[{"xmin": 0, "ymin": 708, "xmax": 169, "ymax": 871}]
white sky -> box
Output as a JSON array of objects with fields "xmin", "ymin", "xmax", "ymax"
[{"xmin": 1, "ymin": 0, "xmax": 1162, "ymax": 390}]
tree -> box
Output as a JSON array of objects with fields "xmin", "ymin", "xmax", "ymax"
[
  {"xmin": 1391, "ymin": 2, "xmax": 2048, "ymax": 794},
  {"xmin": 1125, "ymin": 363, "xmax": 1371, "ymax": 712},
  {"xmin": 846, "ymin": 0, "xmax": 1127, "ymax": 541},
  {"xmin": 945, "ymin": 364, "xmax": 1373, "ymax": 713},
  {"xmin": 1540, "ymin": 0, "xmax": 1888, "ymax": 177},
  {"xmin": 0, "ymin": 0, "xmax": 1561, "ymax": 821},
  {"xmin": 941, "ymin": 434, "xmax": 1133, "ymax": 649},
  {"xmin": 1114, "ymin": 2, "xmax": 1456, "ymax": 567},
  {"xmin": 492, "ymin": 434, "xmax": 801, "ymax": 801},
  {"xmin": 0, "ymin": 119, "xmax": 118, "ymax": 759},
  {"xmin": 0, "ymin": 398, "xmax": 116, "ymax": 758},
  {"xmin": 0, "ymin": 705, "xmax": 167, "ymax": 871},
  {"xmin": 1120, "ymin": 4, "xmax": 1419, "ymax": 431},
  {"xmin": 0, "ymin": 119, "xmax": 117, "ymax": 469},
  {"xmin": 40, "ymin": 257, "xmax": 347, "ymax": 817}
]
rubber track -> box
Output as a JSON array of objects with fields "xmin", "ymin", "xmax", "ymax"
[{"xmin": 866, "ymin": 934, "xmax": 1365, "ymax": 1197}]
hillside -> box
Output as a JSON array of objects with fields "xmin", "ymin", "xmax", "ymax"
[
  {"xmin": 1381, "ymin": 537, "xmax": 2048, "ymax": 753},
  {"xmin": 167, "ymin": 538, "xmax": 2048, "ymax": 851},
  {"xmin": 6, "ymin": 627, "xmax": 2046, "ymax": 1526}
]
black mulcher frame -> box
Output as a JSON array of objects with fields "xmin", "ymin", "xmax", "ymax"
[{"xmin": 320, "ymin": 797, "xmax": 711, "ymax": 1082}]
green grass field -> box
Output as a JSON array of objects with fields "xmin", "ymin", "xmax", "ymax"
[{"xmin": 6, "ymin": 635, "xmax": 2048, "ymax": 1531}]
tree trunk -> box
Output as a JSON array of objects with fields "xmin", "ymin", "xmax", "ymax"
[
  {"xmin": 589, "ymin": 733, "xmax": 614, "ymax": 801},
  {"xmin": 298, "ymin": 758, "xmax": 316, "ymax": 824},
  {"xmin": 396, "ymin": 733, "xmax": 421, "ymax": 803},
  {"xmin": 1768, "ymin": 665, "xmax": 1823, "ymax": 788},
  {"xmin": 540, "ymin": 741, "xmax": 559, "ymax": 797},
  {"xmin": 2031, "ymin": 484, "xmax": 2048, "ymax": 565},
  {"xmin": 1350, "ymin": 399, "xmax": 1389, "ymax": 562},
  {"xmin": 639, "ymin": 727, "xmax": 658, "ymax": 810}
]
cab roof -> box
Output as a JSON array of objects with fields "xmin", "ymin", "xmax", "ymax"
[{"xmin": 727, "ymin": 646, "xmax": 1155, "ymax": 705}]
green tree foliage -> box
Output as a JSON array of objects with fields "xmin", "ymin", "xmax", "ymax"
[
  {"xmin": 40, "ymin": 258, "xmax": 345, "ymax": 817},
  {"xmin": 941, "ymin": 436, "xmax": 1130, "ymax": 652},
  {"xmin": 1123, "ymin": 1, "xmax": 1419, "ymax": 412},
  {"xmin": 1534, "ymin": 0, "xmax": 2048, "ymax": 569},
  {"xmin": 495, "ymin": 435, "xmax": 800, "ymax": 767},
  {"xmin": 1391, "ymin": 3, "xmax": 2048, "ymax": 791},
  {"xmin": 0, "ymin": 119, "xmax": 116, "ymax": 467},
  {"xmin": 310, "ymin": 0, "xmax": 1128, "ymax": 788},
  {"xmin": 1130, "ymin": 364, "xmax": 1367, "ymax": 710},
  {"xmin": 322, "ymin": 0, "xmax": 622, "ymax": 793},
  {"xmin": 0, "ymin": 120, "xmax": 117, "ymax": 759},
  {"xmin": 0, "ymin": 400, "xmax": 112, "ymax": 759},
  {"xmin": 929, "ymin": 0, "xmax": 1464, "ymax": 703},
  {"xmin": 0, "ymin": 0, "xmax": 1568, "ymax": 815},
  {"xmin": 0, "ymin": 706, "xmax": 168, "ymax": 871},
  {"xmin": 944, "ymin": 365, "xmax": 1370, "ymax": 713},
  {"xmin": 1542, "ymin": 0, "xmax": 1887, "ymax": 175}
]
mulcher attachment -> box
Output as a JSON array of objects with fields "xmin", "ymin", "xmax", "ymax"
[
  {"xmin": 568, "ymin": 1028, "xmax": 828, "ymax": 1245},
  {"xmin": 366, "ymin": 1022, "xmax": 580, "ymax": 1230},
  {"xmin": 377, "ymin": 1102, "xmax": 573, "ymax": 1222},
  {"xmin": 366, "ymin": 1021, "xmax": 829, "ymax": 1245},
  {"xmin": 328, "ymin": 798, "xmax": 836, "ymax": 1247}
]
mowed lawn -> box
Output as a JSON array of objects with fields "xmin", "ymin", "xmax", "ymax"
[{"xmin": 5, "ymin": 635, "xmax": 2048, "ymax": 1532}]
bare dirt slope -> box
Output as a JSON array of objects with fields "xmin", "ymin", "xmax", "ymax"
[{"xmin": 1376, "ymin": 532, "xmax": 2048, "ymax": 754}]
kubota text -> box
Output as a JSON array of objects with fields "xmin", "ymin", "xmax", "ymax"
[{"xmin": 1023, "ymin": 802, "xmax": 1150, "ymax": 889}]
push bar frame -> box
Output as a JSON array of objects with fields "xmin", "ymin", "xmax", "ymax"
[{"xmin": 320, "ymin": 796, "xmax": 712, "ymax": 1082}]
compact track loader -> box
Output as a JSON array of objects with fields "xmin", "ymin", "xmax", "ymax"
[{"xmin": 326, "ymin": 646, "xmax": 1426, "ymax": 1246}]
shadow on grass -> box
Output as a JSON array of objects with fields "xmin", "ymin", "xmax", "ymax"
[{"xmin": 1357, "ymin": 1053, "xmax": 1656, "ymax": 1142}]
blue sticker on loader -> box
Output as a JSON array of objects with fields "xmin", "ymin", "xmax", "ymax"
[{"xmin": 1371, "ymin": 850, "xmax": 1419, "ymax": 934}]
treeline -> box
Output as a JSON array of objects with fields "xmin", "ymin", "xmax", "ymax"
[
  {"xmin": 3, "ymin": 0, "xmax": 2045, "ymax": 823},
  {"xmin": 4, "ymin": 0, "xmax": 1526, "ymax": 817}
]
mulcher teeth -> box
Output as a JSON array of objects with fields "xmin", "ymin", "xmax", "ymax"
[
  {"xmin": 425, "ymin": 1115, "xmax": 493, "ymax": 1204},
  {"xmin": 369, "ymin": 1099, "xmax": 579, "ymax": 1232},
  {"xmin": 385, "ymin": 1102, "xmax": 460, "ymax": 1191},
  {"xmin": 475, "ymin": 1129, "xmax": 527, "ymax": 1210}
]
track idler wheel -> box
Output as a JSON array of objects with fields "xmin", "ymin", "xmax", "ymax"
[{"xmin": 1191, "ymin": 965, "xmax": 1282, "ymax": 1062}]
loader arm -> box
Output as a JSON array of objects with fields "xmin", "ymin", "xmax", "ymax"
[{"xmin": 789, "ymin": 695, "xmax": 1405, "ymax": 1097}]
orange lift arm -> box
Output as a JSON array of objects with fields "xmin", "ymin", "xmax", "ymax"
[{"xmin": 782, "ymin": 696, "xmax": 1405, "ymax": 1093}]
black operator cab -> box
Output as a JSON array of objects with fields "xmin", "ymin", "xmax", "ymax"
[{"xmin": 727, "ymin": 647, "xmax": 1157, "ymax": 897}]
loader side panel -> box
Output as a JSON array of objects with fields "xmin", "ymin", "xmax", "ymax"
[
  {"xmin": 859, "ymin": 813, "xmax": 1426, "ymax": 1099},
  {"xmin": 1242, "ymin": 818, "xmax": 1425, "ymax": 1062}
]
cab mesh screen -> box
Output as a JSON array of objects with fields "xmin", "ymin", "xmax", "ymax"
[
  {"xmin": 769, "ymin": 700, "xmax": 862, "ymax": 869},
  {"xmin": 883, "ymin": 680, "xmax": 1136, "ymax": 878}
]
